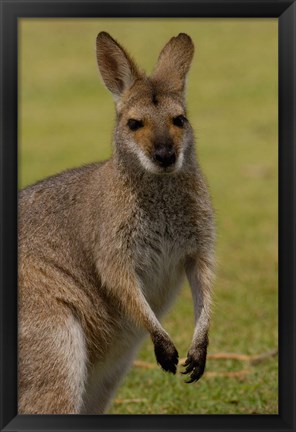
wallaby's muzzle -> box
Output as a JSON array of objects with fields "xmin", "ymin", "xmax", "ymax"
[{"xmin": 153, "ymin": 145, "xmax": 176, "ymax": 168}]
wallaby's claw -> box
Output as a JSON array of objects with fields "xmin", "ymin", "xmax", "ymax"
[
  {"xmin": 157, "ymin": 347, "xmax": 179, "ymax": 374},
  {"xmin": 154, "ymin": 336, "xmax": 179, "ymax": 374},
  {"xmin": 182, "ymin": 350, "xmax": 207, "ymax": 383}
]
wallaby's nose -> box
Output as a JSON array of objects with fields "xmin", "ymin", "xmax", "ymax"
[{"xmin": 153, "ymin": 146, "xmax": 176, "ymax": 168}]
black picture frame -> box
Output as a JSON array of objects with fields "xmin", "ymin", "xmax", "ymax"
[{"xmin": 0, "ymin": 1, "xmax": 295, "ymax": 431}]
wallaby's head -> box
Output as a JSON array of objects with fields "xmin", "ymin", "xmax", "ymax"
[{"xmin": 96, "ymin": 32, "xmax": 195, "ymax": 174}]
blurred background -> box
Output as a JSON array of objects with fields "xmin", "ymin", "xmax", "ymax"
[{"xmin": 19, "ymin": 19, "xmax": 278, "ymax": 414}]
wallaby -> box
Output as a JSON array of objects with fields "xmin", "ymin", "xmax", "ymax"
[{"xmin": 18, "ymin": 32, "xmax": 215, "ymax": 414}]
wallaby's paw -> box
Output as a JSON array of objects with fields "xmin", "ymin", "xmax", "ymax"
[
  {"xmin": 181, "ymin": 346, "xmax": 207, "ymax": 383},
  {"xmin": 153, "ymin": 335, "xmax": 179, "ymax": 374}
]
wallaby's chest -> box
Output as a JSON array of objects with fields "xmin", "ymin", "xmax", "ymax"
[
  {"xmin": 129, "ymin": 192, "xmax": 197, "ymax": 313},
  {"xmin": 136, "ymin": 232, "xmax": 186, "ymax": 315},
  {"xmin": 134, "ymin": 187, "xmax": 199, "ymax": 261}
]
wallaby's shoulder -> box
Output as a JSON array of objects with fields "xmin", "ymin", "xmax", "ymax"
[
  {"xmin": 18, "ymin": 160, "xmax": 111, "ymax": 249},
  {"xmin": 19, "ymin": 161, "xmax": 105, "ymax": 203}
]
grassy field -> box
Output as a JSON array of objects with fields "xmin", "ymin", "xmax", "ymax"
[{"xmin": 19, "ymin": 19, "xmax": 278, "ymax": 414}]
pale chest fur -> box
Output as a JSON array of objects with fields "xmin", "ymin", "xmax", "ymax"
[{"xmin": 136, "ymin": 233, "xmax": 186, "ymax": 316}]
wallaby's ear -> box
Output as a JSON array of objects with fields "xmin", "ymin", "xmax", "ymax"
[
  {"xmin": 96, "ymin": 32, "xmax": 141, "ymax": 99},
  {"xmin": 151, "ymin": 33, "xmax": 194, "ymax": 95}
]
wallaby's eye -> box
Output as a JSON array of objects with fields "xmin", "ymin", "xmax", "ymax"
[
  {"xmin": 173, "ymin": 115, "xmax": 187, "ymax": 128},
  {"xmin": 127, "ymin": 119, "xmax": 144, "ymax": 131}
]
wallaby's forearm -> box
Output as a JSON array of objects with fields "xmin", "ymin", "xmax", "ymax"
[
  {"xmin": 183, "ymin": 254, "xmax": 215, "ymax": 382},
  {"xmin": 97, "ymin": 256, "xmax": 179, "ymax": 373}
]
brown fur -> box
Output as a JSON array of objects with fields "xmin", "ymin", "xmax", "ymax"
[{"xmin": 18, "ymin": 32, "xmax": 215, "ymax": 414}]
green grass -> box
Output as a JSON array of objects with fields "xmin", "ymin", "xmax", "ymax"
[{"xmin": 19, "ymin": 19, "xmax": 278, "ymax": 414}]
